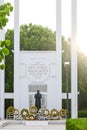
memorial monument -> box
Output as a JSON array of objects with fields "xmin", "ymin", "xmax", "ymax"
[{"xmin": 0, "ymin": 0, "xmax": 78, "ymax": 119}]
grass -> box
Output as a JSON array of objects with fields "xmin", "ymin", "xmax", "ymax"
[{"xmin": 66, "ymin": 118, "xmax": 87, "ymax": 130}]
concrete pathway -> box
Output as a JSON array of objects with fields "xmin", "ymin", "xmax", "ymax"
[{"xmin": 0, "ymin": 124, "xmax": 66, "ymax": 130}]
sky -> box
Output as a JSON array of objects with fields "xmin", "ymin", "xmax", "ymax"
[{"xmin": 4, "ymin": 0, "xmax": 87, "ymax": 55}]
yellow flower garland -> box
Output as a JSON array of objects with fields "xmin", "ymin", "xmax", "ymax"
[
  {"xmin": 14, "ymin": 108, "xmax": 19, "ymax": 116},
  {"xmin": 59, "ymin": 109, "xmax": 67, "ymax": 118},
  {"xmin": 21, "ymin": 108, "xmax": 29, "ymax": 118},
  {"xmin": 29, "ymin": 106, "xmax": 38, "ymax": 114},
  {"xmin": 25, "ymin": 114, "xmax": 35, "ymax": 120},
  {"xmin": 6, "ymin": 106, "xmax": 15, "ymax": 114},
  {"xmin": 51, "ymin": 108, "xmax": 59, "ymax": 117},
  {"xmin": 43, "ymin": 109, "xmax": 49, "ymax": 116}
]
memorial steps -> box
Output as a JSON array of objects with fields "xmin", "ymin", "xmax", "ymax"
[{"xmin": 0, "ymin": 119, "xmax": 66, "ymax": 128}]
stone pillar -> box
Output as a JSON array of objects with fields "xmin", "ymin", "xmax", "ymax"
[
  {"xmin": 0, "ymin": 0, "xmax": 5, "ymax": 120},
  {"xmin": 14, "ymin": 0, "xmax": 20, "ymax": 109},
  {"xmin": 56, "ymin": 0, "xmax": 62, "ymax": 110},
  {"xmin": 71, "ymin": 0, "xmax": 78, "ymax": 118}
]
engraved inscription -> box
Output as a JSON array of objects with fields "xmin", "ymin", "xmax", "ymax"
[
  {"xmin": 29, "ymin": 84, "xmax": 47, "ymax": 92},
  {"xmin": 26, "ymin": 62, "xmax": 49, "ymax": 81}
]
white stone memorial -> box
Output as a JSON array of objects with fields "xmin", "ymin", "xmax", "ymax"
[
  {"xmin": 18, "ymin": 51, "xmax": 58, "ymax": 110},
  {"xmin": 0, "ymin": 0, "xmax": 78, "ymax": 119}
]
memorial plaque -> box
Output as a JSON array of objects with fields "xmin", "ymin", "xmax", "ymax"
[
  {"xmin": 29, "ymin": 84, "xmax": 47, "ymax": 92},
  {"xmin": 26, "ymin": 61, "xmax": 49, "ymax": 82}
]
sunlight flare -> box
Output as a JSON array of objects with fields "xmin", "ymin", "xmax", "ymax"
[{"xmin": 77, "ymin": 33, "xmax": 87, "ymax": 56}]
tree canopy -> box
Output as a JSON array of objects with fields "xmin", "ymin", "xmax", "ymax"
[{"xmin": 6, "ymin": 23, "xmax": 56, "ymax": 51}]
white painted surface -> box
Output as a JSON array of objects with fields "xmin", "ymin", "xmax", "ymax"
[
  {"xmin": 17, "ymin": 51, "xmax": 58, "ymax": 110},
  {"xmin": 71, "ymin": 0, "xmax": 78, "ymax": 118},
  {"xmin": 14, "ymin": 0, "xmax": 20, "ymax": 109},
  {"xmin": 56, "ymin": 0, "xmax": 62, "ymax": 110}
]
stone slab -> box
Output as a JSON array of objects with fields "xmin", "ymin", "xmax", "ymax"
[
  {"xmin": 25, "ymin": 120, "xmax": 48, "ymax": 126},
  {"xmin": 0, "ymin": 120, "xmax": 8, "ymax": 127}
]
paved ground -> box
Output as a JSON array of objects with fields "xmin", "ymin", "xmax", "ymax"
[
  {"xmin": 0, "ymin": 124, "xmax": 66, "ymax": 130},
  {"xmin": 0, "ymin": 120, "xmax": 66, "ymax": 130}
]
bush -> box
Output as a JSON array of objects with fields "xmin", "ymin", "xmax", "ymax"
[
  {"xmin": 78, "ymin": 110, "xmax": 87, "ymax": 118},
  {"xmin": 66, "ymin": 118, "xmax": 87, "ymax": 130},
  {"xmin": 66, "ymin": 110, "xmax": 87, "ymax": 118}
]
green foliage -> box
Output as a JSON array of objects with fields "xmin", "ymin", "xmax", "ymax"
[
  {"xmin": 20, "ymin": 23, "xmax": 56, "ymax": 50},
  {"xmin": 5, "ymin": 40, "xmax": 11, "ymax": 46},
  {"xmin": 78, "ymin": 52, "xmax": 87, "ymax": 110},
  {"xmin": 66, "ymin": 118, "xmax": 87, "ymax": 130},
  {"xmin": 5, "ymin": 29, "xmax": 14, "ymax": 50},
  {"xmin": 78, "ymin": 110, "xmax": 87, "ymax": 118},
  {"xmin": 0, "ymin": 3, "xmax": 13, "ymax": 29},
  {"xmin": 0, "ymin": 2, "xmax": 13, "ymax": 70},
  {"xmin": 0, "ymin": 64, "xmax": 5, "ymax": 70},
  {"xmin": 5, "ymin": 52, "xmax": 14, "ymax": 92},
  {"xmin": 62, "ymin": 37, "xmax": 71, "ymax": 92}
]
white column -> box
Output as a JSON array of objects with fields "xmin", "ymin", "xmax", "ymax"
[
  {"xmin": 0, "ymin": 0, "xmax": 5, "ymax": 120},
  {"xmin": 56, "ymin": 0, "xmax": 62, "ymax": 110},
  {"xmin": 14, "ymin": 0, "xmax": 20, "ymax": 109},
  {"xmin": 71, "ymin": 0, "xmax": 78, "ymax": 118}
]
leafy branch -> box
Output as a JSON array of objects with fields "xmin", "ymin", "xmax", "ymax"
[{"xmin": 0, "ymin": 2, "xmax": 13, "ymax": 69}]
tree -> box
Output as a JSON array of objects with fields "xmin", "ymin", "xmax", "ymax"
[
  {"xmin": 20, "ymin": 23, "xmax": 56, "ymax": 50},
  {"xmin": 5, "ymin": 29, "xmax": 14, "ymax": 92},
  {"xmin": 0, "ymin": 2, "xmax": 13, "ymax": 69},
  {"xmin": 78, "ymin": 51, "xmax": 87, "ymax": 110},
  {"xmin": 62, "ymin": 37, "xmax": 71, "ymax": 92}
]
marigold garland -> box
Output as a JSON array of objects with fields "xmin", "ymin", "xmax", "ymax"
[
  {"xmin": 14, "ymin": 108, "xmax": 19, "ymax": 116},
  {"xmin": 51, "ymin": 108, "xmax": 59, "ymax": 117},
  {"xmin": 29, "ymin": 106, "xmax": 38, "ymax": 114},
  {"xmin": 6, "ymin": 106, "xmax": 15, "ymax": 114},
  {"xmin": 43, "ymin": 109, "xmax": 49, "ymax": 116},
  {"xmin": 21, "ymin": 108, "xmax": 29, "ymax": 118},
  {"xmin": 6, "ymin": 106, "xmax": 67, "ymax": 120},
  {"xmin": 59, "ymin": 109, "xmax": 66, "ymax": 118}
]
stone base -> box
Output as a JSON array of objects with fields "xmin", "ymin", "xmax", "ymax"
[
  {"xmin": 25, "ymin": 121, "xmax": 48, "ymax": 126},
  {"xmin": 0, "ymin": 121, "xmax": 8, "ymax": 127}
]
